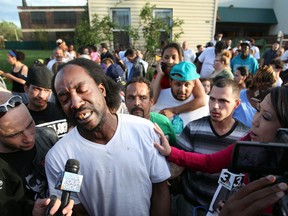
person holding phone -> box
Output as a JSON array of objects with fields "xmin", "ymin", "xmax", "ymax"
[{"xmin": 151, "ymin": 42, "xmax": 207, "ymax": 119}]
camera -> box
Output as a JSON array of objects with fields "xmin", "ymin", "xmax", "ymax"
[
  {"xmin": 231, "ymin": 128, "xmax": 288, "ymax": 216},
  {"xmin": 232, "ymin": 128, "xmax": 288, "ymax": 175}
]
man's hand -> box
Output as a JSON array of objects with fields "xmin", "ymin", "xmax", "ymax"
[
  {"xmin": 32, "ymin": 197, "xmax": 74, "ymax": 216},
  {"xmin": 219, "ymin": 175, "xmax": 288, "ymax": 216},
  {"xmin": 153, "ymin": 123, "xmax": 172, "ymax": 157}
]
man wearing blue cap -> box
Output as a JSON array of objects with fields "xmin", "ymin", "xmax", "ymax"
[{"xmin": 151, "ymin": 61, "xmax": 209, "ymax": 127}]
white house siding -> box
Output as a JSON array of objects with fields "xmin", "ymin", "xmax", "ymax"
[{"xmin": 88, "ymin": 0, "xmax": 217, "ymax": 50}]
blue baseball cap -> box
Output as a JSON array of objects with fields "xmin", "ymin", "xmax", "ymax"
[{"xmin": 170, "ymin": 61, "xmax": 200, "ymax": 81}]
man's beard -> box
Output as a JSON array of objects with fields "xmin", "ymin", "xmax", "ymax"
[
  {"xmin": 56, "ymin": 56, "xmax": 63, "ymax": 62},
  {"xmin": 130, "ymin": 107, "xmax": 144, "ymax": 118}
]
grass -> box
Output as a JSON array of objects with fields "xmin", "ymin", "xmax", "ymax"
[{"xmin": 0, "ymin": 49, "xmax": 52, "ymax": 90}]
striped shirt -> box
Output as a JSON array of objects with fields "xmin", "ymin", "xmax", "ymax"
[{"xmin": 176, "ymin": 116, "xmax": 250, "ymax": 207}]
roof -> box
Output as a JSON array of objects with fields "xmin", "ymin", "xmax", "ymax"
[{"xmin": 217, "ymin": 7, "xmax": 278, "ymax": 24}]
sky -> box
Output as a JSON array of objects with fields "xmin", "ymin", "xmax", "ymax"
[{"xmin": 0, "ymin": 0, "xmax": 87, "ymax": 27}]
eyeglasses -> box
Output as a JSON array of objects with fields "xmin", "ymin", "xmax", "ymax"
[{"xmin": 0, "ymin": 95, "xmax": 22, "ymax": 118}]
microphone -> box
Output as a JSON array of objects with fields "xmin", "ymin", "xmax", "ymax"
[
  {"xmin": 206, "ymin": 169, "xmax": 245, "ymax": 216},
  {"xmin": 55, "ymin": 159, "xmax": 83, "ymax": 216}
]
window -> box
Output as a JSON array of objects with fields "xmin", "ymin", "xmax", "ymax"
[
  {"xmin": 54, "ymin": 12, "xmax": 76, "ymax": 24},
  {"xmin": 153, "ymin": 9, "xmax": 172, "ymax": 42},
  {"xmin": 111, "ymin": 8, "xmax": 130, "ymax": 48},
  {"xmin": 31, "ymin": 12, "xmax": 46, "ymax": 24}
]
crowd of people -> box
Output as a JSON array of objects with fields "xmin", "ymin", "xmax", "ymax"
[{"xmin": 0, "ymin": 35, "xmax": 288, "ymax": 216}]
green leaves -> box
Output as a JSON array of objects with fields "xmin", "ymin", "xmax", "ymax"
[{"xmin": 0, "ymin": 20, "xmax": 23, "ymax": 41}]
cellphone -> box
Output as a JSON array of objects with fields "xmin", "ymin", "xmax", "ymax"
[
  {"xmin": 161, "ymin": 62, "xmax": 168, "ymax": 72},
  {"xmin": 231, "ymin": 141, "xmax": 288, "ymax": 175}
]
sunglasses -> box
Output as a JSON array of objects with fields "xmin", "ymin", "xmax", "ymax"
[{"xmin": 0, "ymin": 95, "xmax": 23, "ymax": 118}]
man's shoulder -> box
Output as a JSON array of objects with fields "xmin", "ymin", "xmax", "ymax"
[
  {"xmin": 249, "ymin": 55, "xmax": 258, "ymax": 63},
  {"xmin": 47, "ymin": 59, "xmax": 56, "ymax": 68},
  {"xmin": 35, "ymin": 127, "xmax": 58, "ymax": 147},
  {"xmin": 155, "ymin": 88, "xmax": 173, "ymax": 101},
  {"xmin": 234, "ymin": 119, "xmax": 250, "ymax": 131},
  {"xmin": 46, "ymin": 102, "xmax": 65, "ymax": 115},
  {"xmin": 187, "ymin": 116, "xmax": 210, "ymax": 126},
  {"xmin": 150, "ymin": 112, "xmax": 171, "ymax": 125},
  {"xmin": 231, "ymin": 54, "xmax": 240, "ymax": 63},
  {"xmin": 150, "ymin": 112, "xmax": 168, "ymax": 120},
  {"xmin": 120, "ymin": 114, "xmax": 153, "ymax": 127}
]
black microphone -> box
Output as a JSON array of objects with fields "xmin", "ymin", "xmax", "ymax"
[{"xmin": 55, "ymin": 159, "xmax": 82, "ymax": 216}]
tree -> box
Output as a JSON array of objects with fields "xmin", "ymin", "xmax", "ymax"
[
  {"xmin": 139, "ymin": 3, "xmax": 184, "ymax": 68},
  {"xmin": 75, "ymin": 3, "xmax": 115, "ymax": 47},
  {"xmin": 0, "ymin": 20, "xmax": 23, "ymax": 41},
  {"xmin": 31, "ymin": 30, "xmax": 49, "ymax": 49},
  {"xmin": 74, "ymin": 2, "xmax": 184, "ymax": 69}
]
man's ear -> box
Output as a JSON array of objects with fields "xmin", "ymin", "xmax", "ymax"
[
  {"xmin": 98, "ymin": 83, "xmax": 106, "ymax": 97},
  {"xmin": 24, "ymin": 85, "xmax": 29, "ymax": 93},
  {"xmin": 234, "ymin": 99, "xmax": 241, "ymax": 110},
  {"xmin": 150, "ymin": 98, "xmax": 154, "ymax": 106}
]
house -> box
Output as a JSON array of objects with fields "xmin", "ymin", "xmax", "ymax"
[
  {"xmin": 17, "ymin": 4, "xmax": 84, "ymax": 43},
  {"xmin": 88, "ymin": 0, "xmax": 218, "ymax": 50},
  {"xmin": 216, "ymin": 0, "xmax": 288, "ymax": 48}
]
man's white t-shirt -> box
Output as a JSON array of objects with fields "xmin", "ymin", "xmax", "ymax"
[
  {"xmin": 45, "ymin": 114, "xmax": 170, "ymax": 216},
  {"xmin": 151, "ymin": 88, "xmax": 210, "ymax": 127},
  {"xmin": 198, "ymin": 47, "xmax": 216, "ymax": 78},
  {"xmin": 184, "ymin": 49, "xmax": 196, "ymax": 63}
]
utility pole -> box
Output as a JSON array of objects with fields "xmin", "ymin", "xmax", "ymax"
[
  {"xmin": 22, "ymin": 0, "xmax": 27, "ymax": 7},
  {"xmin": 14, "ymin": 28, "xmax": 19, "ymax": 41}
]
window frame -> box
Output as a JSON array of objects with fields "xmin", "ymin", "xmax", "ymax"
[
  {"xmin": 110, "ymin": 8, "xmax": 131, "ymax": 48},
  {"xmin": 31, "ymin": 12, "xmax": 46, "ymax": 25},
  {"xmin": 53, "ymin": 11, "xmax": 76, "ymax": 25},
  {"xmin": 153, "ymin": 8, "xmax": 173, "ymax": 41}
]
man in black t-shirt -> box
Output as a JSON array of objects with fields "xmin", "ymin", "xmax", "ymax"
[{"xmin": 25, "ymin": 64, "xmax": 68, "ymax": 138}]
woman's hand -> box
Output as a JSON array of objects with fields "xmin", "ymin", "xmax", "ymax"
[
  {"xmin": 153, "ymin": 123, "xmax": 172, "ymax": 157},
  {"xmin": 156, "ymin": 60, "xmax": 165, "ymax": 76},
  {"xmin": 159, "ymin": 108, "xmax": 175, "ymax": 119}
]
